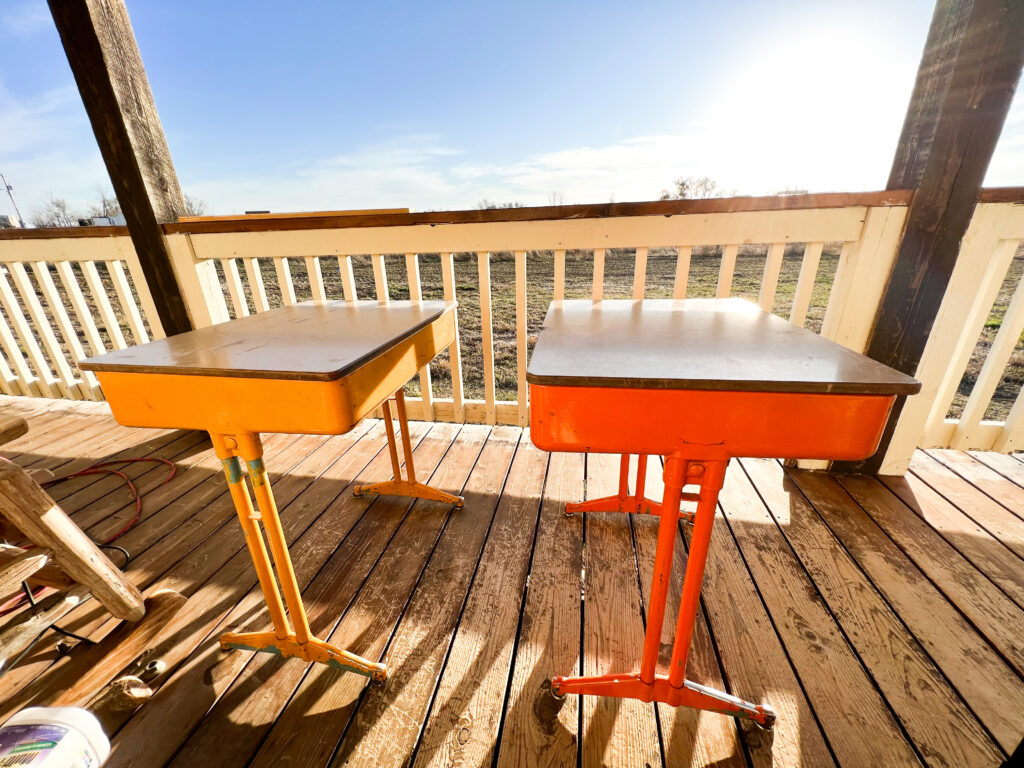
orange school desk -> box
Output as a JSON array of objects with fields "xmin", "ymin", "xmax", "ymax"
[
  {"xmin": 527, "ymin": 298, "xmax": 920, "ymax": 728},
  {"xmin": 80, "ymin": 300, "xmax": 460, "ymax": 681}
]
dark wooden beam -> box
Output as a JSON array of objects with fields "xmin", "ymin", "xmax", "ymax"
[
  {"xmin": 836, "ymin": 0, "xmax": 1024, "ymax": 474},
  {"xmin": 47, "ymin": 0, "xmax": 194, "ymax": 335}
]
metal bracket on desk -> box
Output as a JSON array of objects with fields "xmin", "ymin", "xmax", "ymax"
[{"xmin": 354, "ymin": 389, "xmax": 464, "ymax": 508}]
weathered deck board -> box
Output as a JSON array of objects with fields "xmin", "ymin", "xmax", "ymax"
[
  {"xmin": 788, "ymin": 467, "xmax": 1024, "ymax": 753},
  {"xmin": 881, "ymin": 473, "xmax": 1024, "ymax": 609},
  {"xmin": 413, "ymin": 436, "xmax": 548, "ymax": 768},
  {"xmin": 719, "ymin": 461, "xmax": 923, "ymax": 766},
  {"xmin": 0, "ymin": 395, "xmax": 1018, "ymax": 768},
  {"xmin": 741, "ymin": 458, "xmax": 1001, "ymax": 766},
  {"xmin": 580, "ymin": 453, "xmax": 660, "ymax": 768}
]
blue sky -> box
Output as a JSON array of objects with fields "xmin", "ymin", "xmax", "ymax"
[{"xmin": 1, "ymin": 0, "xmax": 1021, "ymax": 219}]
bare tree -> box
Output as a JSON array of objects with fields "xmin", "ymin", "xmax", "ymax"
[
  {"xmin": 30, "ymin": 195, "xmax": 79, "ymax": 227},
  {"xmin": 477, "ymin": 199, "xmax": 524, "ymax": 210},
  {"xmin": 659, "ymin": 176, "xmax": 734, "ymax": 200},
  {"xmin": 87, "ymin": 187, "xmax": 121, "ymax": 218},
  {"xmin": 183, "ymin": 193, "xmax": 207, "ymax": 216}
]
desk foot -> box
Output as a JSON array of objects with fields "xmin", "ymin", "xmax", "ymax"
[
  {"xmin": 566, "ymin": 494, "xmax": 663, "ymax": 516},
  {"xmin": 567, "ymin": 454, "xmax": 695, "ymax": 520},
  {"xmin": 354, "ymin": 480, "xmax": 464, "ymax": 508},
  {"xmin": 356, "ymin": 389, "xmax": 464, "ymax": 508},
  {"xmin": 219, "ymin": 630, "xmax": 388, "ymax": 681},
  {"xmin": 550, "ymin": 672, "xmax": 774, "ymax": 727}
]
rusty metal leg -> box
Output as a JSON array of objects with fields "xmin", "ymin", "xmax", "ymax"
[
  {"xmin": 565, "ymin": 454, "xmax": 666, "ymax": 516},
  {"xmin": 354, "ymin": 389, "xmax": 464, "ymax": 507},
  {"xmin": 211, "ymin": 431, "xmax": 386, "ymax": 680}
]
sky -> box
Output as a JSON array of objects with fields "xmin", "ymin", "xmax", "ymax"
[{"xmin": 1, "ymin": 0, "xmax": 1022, "ymax": 220}]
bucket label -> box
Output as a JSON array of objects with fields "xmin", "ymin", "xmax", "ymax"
[{"xmin": 0, "ymin": 723, "xmax": 95, "ymax": 767}]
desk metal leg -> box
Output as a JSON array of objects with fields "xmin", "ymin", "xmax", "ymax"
[
  {"xmin": 354, "ymin": 389, "xmax": 464, "ymax": 507},
  {"xmin": 547, "ymin": 456, "xmax": 774, "ymax": 728},
  {"xmin": 211, "ymin": 432, "xmax": 387, "ymax": 681},
  {"xmin": 565, "ymin": 454, "xmax": 693, "ymax": 520}
]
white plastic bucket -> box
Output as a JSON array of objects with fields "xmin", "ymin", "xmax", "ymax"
[{"xmin": 0, "ymin": 707, "xmax": 109, "ymax": 767}]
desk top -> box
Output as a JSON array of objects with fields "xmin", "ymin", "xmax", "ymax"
[
  {"xmin": 526, "ymin": 298, "xmax": 920, "ymax": 396},
  {"xmin": 80, "ymin": 300, "xmax": 454, "ymax": 382}
]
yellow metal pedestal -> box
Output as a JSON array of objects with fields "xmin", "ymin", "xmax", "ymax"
[
  {"xmin": 354, "ymin": 389, "xmax": 464, "ymax": 508},
  {"xmin": 211, "ymin": 432, "xmax": 387, "ymax": 681}
]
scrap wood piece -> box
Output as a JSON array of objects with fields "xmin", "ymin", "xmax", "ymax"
[
  {"xmin": 0, "ymin": 585, "xmax": 90, "ymax": 673},
  {"xmin": 0, "ymin": 547, "xmax": 53, "ymax": 599},
  {"xmin": 0, "ymin": 460, "xmax": 144, "ymax": 621},
  {"xmin": 0, "ymin": 415, "xmax": 28, "ymax": 447},
  {"xmin": 50, "ymin": 589, "xmax": 186, "ymax": 708},
  {"xmin": 0, "ymin": 544, "xmax": 74, "ymax": 590}
]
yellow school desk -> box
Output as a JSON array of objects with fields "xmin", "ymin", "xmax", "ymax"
[{"xmin": 80, "ymin": 300, "xmax": 460, "ymax": 681}]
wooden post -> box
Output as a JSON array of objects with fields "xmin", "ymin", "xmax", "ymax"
[
  {"xmin": 835, "ymin": 0, "xmax": 1024, "ymax": 474},
  {"xmin": 47, "ymin": 0, "xmax": 195, "ymax": 335}
]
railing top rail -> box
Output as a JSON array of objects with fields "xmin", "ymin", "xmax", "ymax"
[{"xmin": 0, "ymin": 190, "xmax": 916, "ymax": 242}]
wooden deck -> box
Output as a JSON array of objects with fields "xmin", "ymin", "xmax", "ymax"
[{"xmin": 0, "ymin": 395, "xmax": 1022, "ymax": 767}]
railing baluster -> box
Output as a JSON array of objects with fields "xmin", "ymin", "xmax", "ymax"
[
  {"xmin": 0, "ymin": 307, "xmax": 36, "ymax": 396},
  {"xmin": 632, "ymin": 246, "xmax": 648, "ymax": 300},
  {"xmin": 592, "ymin": 248, "xmax": 605, "ymax": 301},
  {"xmin": 81, "ymin": 261, "xmax": 127, "ymax": 350},
  {"xmin": 54, "ymin": 262, "xmax": 106, "ymax": 356},
  {"xmin": 7, "ymin": 263, "xmax": 79, "ymax": 398},
  {"xmin": 956, "ymin": 245, "xmax": 1024, "ymax": 449},
  {"xmin": 106, "ymin": 260, "xmax": 150, "ymax": 344},
  {"xmin": 338, "ymin": 256, "xmax": 357, "ymax": 302},
  {"xmin": 673, "ymin": 246, "xmax": 691, "ymax": 299},
  {"xmin": 515, "ymin": 249, "xmax": 528, "ymax": 425},
  {"xmin": 553, "ymin": 249, "xmax": 566, "ymax": 301},
  {"xmin": 406, "ymin": 252, "xmax": 433, "ymax": 420},
  {"xmin": 274, "ymin": 257, "xmax": 297, "ymax": 305},
  {"xmin": 790, "ymin": 242, "xmax": 824, "ymax": 327},
  {"xmin": 759, "ymin": 243, "xmax": 786, "ymax": 312},
  {"xmin": 0, "ymin": 267, "xmax": 58, "ymax": 397},
  {"xmin": 245, "ymin": 257, "xmax": 270, "ymax": 311},
  {"xmin": 0, "ymin": 351, "xmax": 19, "ymax": 396},
  {"xmin": 305, "ymin": 256, "xmax": 326, "ymax": 302},
  {"xmin": 221, "ymin": 258, "xmax": 249, "ymax": 318},
  {"xmin": 440, "ymin": 252, "xmax": 465, "ymax": 422},
  {"xmin": 372, "ymin": 254, "xmax": 389, "ymax": 303},
  {"xmin": 31, "ymin": 261, "xmax": 99, "ymax": 399},
  {"xmin": 123, "ymin": 252, "xmax": 165, "ymax": 339},
  {"xmin": 478, "ymin": 251, "xmax": 496, "ymax": 424},
  {"xmin": 716, "ymin": 244, "xmax": 738, "ymax": 298}
]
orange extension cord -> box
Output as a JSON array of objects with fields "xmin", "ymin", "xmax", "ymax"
[{"xmin": 0, "ymin": 457, "xmax": 176, "ymax": 616}]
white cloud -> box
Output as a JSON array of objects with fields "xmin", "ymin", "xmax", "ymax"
[
  {"xmin": 0, "ymin": 80, "xmax": 111, "ymax": 223},
  {"xmin": 2, "ymin": 1, "xmax": 52, "ymax": 37}
]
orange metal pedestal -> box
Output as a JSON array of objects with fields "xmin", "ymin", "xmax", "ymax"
[
  {"xmin": 532, "ymin": 383, "xmax": 900, "ymax": 729},
  {"xmin": 553, "ymin": 454, "xmax": 772, "ymax": 727}
]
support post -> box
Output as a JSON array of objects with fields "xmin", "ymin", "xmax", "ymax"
[
  {"xmin": 835, "ymin": 0, "xmax": 1024, "ymax": 474},
  {"xmin": 47, "ymin": 0, "xmax": 197, "ymax": 335}
]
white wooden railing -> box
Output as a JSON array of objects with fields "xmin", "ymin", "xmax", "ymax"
[
  {"xmin": 881, "ymin": 194, "xmax": 1024, "ymax": 472},
  {"xmin": 1, "ymin": 190, "xmax": 1022, "ymax": 474},
  {"xmin": 0, "ymin": 234, "xmax": 164, "ymax": 400}
]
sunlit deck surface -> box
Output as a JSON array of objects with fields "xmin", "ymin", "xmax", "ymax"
[{"xmin": 1, "ymin": 394, "xmax": 1022, "ymax": 767}]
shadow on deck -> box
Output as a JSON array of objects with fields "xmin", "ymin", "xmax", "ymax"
[{"xmin": 0, "ymin": 395, "xmax": 1021, "ymax": 767}]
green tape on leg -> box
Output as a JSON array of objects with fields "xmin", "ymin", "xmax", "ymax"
[
  {"xmin": 222, "ymin": 457, "xmax": 243, "ymax": 484},
  {"xmin": 247, "ymin": 458, "xmax": 267, "ymax": 487}
]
